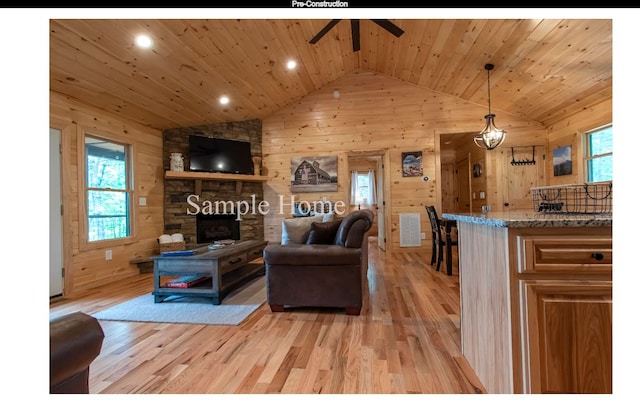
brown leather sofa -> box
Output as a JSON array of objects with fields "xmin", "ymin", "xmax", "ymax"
[
  {"xmin": 50, "ymin": 312, "xmax": 105, "ymax": 394},
  {"xmin": 263, "ymin": 209, "xmax": 374, "ymax": 315}
]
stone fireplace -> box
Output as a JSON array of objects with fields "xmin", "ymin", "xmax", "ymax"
[
  {"xmin": 162, "ymin": 119, "xmax": 264, "ymax": 246},
  {"xmin": 196, "ymin": 213, "xmax": 240, "ymax": 244}
]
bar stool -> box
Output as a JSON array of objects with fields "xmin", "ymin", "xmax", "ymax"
[{"xmin": 425, "ymin": 205, "xmax": 458, "ymax": 275}]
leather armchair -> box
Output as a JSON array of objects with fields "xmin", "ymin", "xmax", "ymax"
[
  {"xmin": 263, "ymin": 209, "xmax": 374, "ymax": 315},
  {"xmin": 50, "ymin": 312, "xmax": 105, "ymax": 394}
]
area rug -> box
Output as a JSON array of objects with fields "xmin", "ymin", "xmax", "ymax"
[{"xmin": 91, "ymin": 275, "xmax": 266, "ymax": 326}]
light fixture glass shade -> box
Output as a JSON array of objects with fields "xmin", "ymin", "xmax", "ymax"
[{"xmin": 474, "ymin": 113, "xmax": 506, "ymax": 150}]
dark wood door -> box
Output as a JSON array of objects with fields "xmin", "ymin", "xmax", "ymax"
[
  {"xmin": 456, "ymin": 157, "xmax": 471, "ymax": 212},
  {"xmin": 441, "ymin": 162, "xmax": 456, "ymax": 213}
]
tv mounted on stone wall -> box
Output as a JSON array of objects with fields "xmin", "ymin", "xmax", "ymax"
[{"xmin": 188, "ymin": 134, "xmax": 254, "ymax": 175}]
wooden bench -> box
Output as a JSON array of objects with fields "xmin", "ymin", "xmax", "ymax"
[{"xmin": 129, "ymin": 257, "xmax": 155, "ymax": 274}]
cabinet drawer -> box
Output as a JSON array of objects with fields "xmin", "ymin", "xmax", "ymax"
[
  {"xmin": 219, "ymin": 253, "xmax": 248, "ymax": 274},
  {"xmin": 246, "ymin": 244, "xmax": 267, "ymax": 261},
  {"xmin": 518, "ymin": 236, "xmax": 612, "ymax": 274}
]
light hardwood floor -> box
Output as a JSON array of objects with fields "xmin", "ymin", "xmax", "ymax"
[{"xmin": 49, "ymin": 238, "xmax": 486, "ymax": 394}]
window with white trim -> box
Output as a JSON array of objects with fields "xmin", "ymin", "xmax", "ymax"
[
  {"xmin": 584, "ymin": 124, "xmax": 612, "ymax": 183},
  {"xmin": 85, "ymin": 135, "xmax": 132, "ymax": 242},
  {"xmin": 350, "ymin": 170, "xmax": 377, "ymax": 206}
]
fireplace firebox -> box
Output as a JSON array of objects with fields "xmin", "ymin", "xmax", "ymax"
[{"xmin": 196, "ymin": 213, "xmax": 240, "ymax": 244}]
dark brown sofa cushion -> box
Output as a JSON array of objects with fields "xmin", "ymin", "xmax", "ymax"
[
  {"xmin": 305, "ymin": 219, "xmax": 343, "ymax": 245},
  {"xmin": 263, "ymin": 243, "xmax": 362, "ymax": 266}
]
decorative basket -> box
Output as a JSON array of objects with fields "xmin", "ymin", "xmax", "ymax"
[
  {"xmin": 158, "ymin": 241, "xmax": 186, "ymax": 253},
  {"xmin": 531, "ymin": 182, "xmax": 612, "ymax": 214}
]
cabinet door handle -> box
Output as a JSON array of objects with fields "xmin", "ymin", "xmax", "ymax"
[
  {"xmin": 591, "ymin": 253, "xmax": 604, "ymax": 261},
  {"xmin": 229, "ymin": 257, "xmax": 242, "ymax": 264}
]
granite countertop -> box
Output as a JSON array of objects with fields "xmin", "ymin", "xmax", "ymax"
[{"xmin": 442, "ymin": 211, "xmax": 612, "ymax": 228}]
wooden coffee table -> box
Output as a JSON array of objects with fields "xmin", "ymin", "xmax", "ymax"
[{"xmin": 151, "ymin": 240, "xmax": 267, "ymax": 305}]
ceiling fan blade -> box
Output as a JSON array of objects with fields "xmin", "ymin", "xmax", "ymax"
[
  {"xmin": 309, "ymin": 19, "xmax": 341, "ymax": 44},
  {"xmin": 351, "ymin": 19, "xmax": 360, "ymax": 52},
  {"xmin": 371, "ymin": 19, "xmax": 405, "ymax": 37}
]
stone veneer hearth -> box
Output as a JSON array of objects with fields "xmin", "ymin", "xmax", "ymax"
[{"xmin": 162, "ymin": 119, "xmax": 264, "ymax": 246}]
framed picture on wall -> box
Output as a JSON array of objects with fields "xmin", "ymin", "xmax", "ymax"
[
  {"xmin": 553, "ymin": 145, "xmax": 572, "ymax": 176},
  {"xmin": 401, "ymin": 151, "xmax": 423, "ymax": 177},
  {"xmin": 290, "ymin": 155, "xmax": 338, "ymax": 192},
  {"xmin": 473, "ymin": 162, "xmax": 483, "ymax": 178}
]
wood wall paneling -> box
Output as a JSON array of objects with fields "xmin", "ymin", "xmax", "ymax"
[
  {"xmin": 546, "ymin": 99, "xmax": 612, "ymax": 185},
  {"xmin": 50, "ymin": 92, "xmax": 164, "ymax": 297},
  {"xmin": 262, "ymin": 71, "xmax": 554, "ymax": 251}
]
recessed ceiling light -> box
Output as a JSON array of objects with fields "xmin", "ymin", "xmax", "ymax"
[
  {"xmin": 219, "ymin": 96, "xmax": 229, "ymax": 105},
  {"xmin": 135, "ymin": 35, "xmax": 153, "ymax": 48},
  {"xmin": 286, "ymin": 60, "xmax": 297, "ymax": 70}
]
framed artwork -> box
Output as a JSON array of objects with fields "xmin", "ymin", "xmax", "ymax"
[
  {"xmin": 290, "ymin": 155, "xmax": 338, "ymax": 192},
  {"xmin": 473, "ymin": 162, "xmax": 483, "ymax": 178},
  {"xmin": 401, "ymin": 151, "xmax": 423, "ymax": 177},
  {"xmin": 553, "ymin": 145, "xmax": 572, "ymax": 176}
]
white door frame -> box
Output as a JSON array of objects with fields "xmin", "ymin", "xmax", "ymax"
[
  {"xmin": 376, "ymin": 156, "xmax": 386, "ymax": 251},
  {"xmin": 345, "ymin": 150, "xmax": 389, "ymax": 252},
  {"xmin": 50, "ymin": 127, "xmax": 64, "ymax": 297}
]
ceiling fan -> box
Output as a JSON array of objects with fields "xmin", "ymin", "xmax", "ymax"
[{"xmin": 309, "ymin": 19, "xmax": 405, "ymax": 52}]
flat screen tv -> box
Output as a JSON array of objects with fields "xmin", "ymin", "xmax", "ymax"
[{"xmin": 188, "ymin": 135, "xmax": 254, "ymax": 175}]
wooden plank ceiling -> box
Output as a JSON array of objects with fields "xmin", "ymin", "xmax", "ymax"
[{"xmin": 50, "ymin": 18, "xmax": 612, "ymax": 131}]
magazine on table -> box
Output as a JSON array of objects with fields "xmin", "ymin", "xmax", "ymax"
[{"xmin": 163, "ymin": 275, "xmax": 210, "ymax": 288}]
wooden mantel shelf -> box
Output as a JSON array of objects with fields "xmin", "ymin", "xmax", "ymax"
[
  {"xmin": 164, "ymin": 170, "xmax": 268, "ymax": 194},
  {"xmin": 165, "ymin": 170, "xmax": 268, "ymax": 182}
]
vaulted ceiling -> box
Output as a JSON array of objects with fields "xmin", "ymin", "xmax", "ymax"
[{"xmin": 50, "ymin": 18, "xmax": 612, "ymax": 132}]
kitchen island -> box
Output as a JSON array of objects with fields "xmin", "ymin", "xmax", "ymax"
[{"xmin": 442, "ymin": 211, "xmax": 612, "ymax": 394}]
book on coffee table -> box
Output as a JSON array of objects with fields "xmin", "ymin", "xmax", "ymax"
[
  {"xmin": 164, "ymin": 275, "xmax": 210, "ymax": 288},
  {"xmin": 160, "ymin": 250, "xmax": 197, "ymax": 257}
]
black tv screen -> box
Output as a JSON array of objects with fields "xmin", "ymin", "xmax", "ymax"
[{"xmin": 188, "ymin": 135, "xmax": 254, "ymax": 175}]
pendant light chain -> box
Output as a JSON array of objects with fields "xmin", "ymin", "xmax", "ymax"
[{"xmin": 486, "ymin": 66, "xmax": 491, "ymax": 115}]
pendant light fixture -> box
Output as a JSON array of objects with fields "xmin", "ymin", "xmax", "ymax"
[{"xmin": 474, "ymin": 63, "xmax": 506, "ymax": 150}]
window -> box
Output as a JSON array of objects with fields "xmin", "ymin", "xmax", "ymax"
[
  {"xmin": 585, "ymin": 125, "xmax": 613, "ymax": 182},
  {"xmin": 350, "ymin": 170, "xmax": 377, "ymax": 206},
  {"xmin": 85, "ymin": 135, "xmax": 132, "ymax": 242}
]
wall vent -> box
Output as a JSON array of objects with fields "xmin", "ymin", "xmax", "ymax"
[{"xmin": 399, "ymin": 213, "xmax": 421, "ymax": 247}]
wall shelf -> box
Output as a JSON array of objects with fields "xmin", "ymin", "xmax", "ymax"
[{"xmin": 164, "ymin": 170, "xmax": 268, "ymax": 194}]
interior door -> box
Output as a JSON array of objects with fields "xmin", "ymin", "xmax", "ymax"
[
  {"xmin": 501, "ymin": 145, "xmax": 546, "ymax": 211},
  {"xmin": 456, "ymin": 157, "xmax": 471, "ymax": 212},
  {"xmin": 377, "ymin": 154, "xmax": 386, "ymax": 251},
  {"xmin": 50, "ymin": 128, "xmax": 64, "ymax": 297},
  {"xmin": 440, "ymin": 162, "xmax": 456, "ymax": 213}
]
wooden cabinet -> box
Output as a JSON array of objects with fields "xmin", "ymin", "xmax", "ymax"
[
  {"xmin": 453, "ymin": 216, "xmax": 612, "ymax": 394},
  {"xmin": 516, "ymin": 231, "xmax": 612, "ymax": 394}
]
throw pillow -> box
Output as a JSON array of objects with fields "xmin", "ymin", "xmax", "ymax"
[
  {"xmin": 320, "ymin": 212, "xmax": 335, "ymax": 222},
  {"xmin": 305, "ymin": 219, "xmax": 343, "ymax": 245},
  {"xmin": 281, "ymin": 215, "xmax": 323, "ymax": 244}
]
